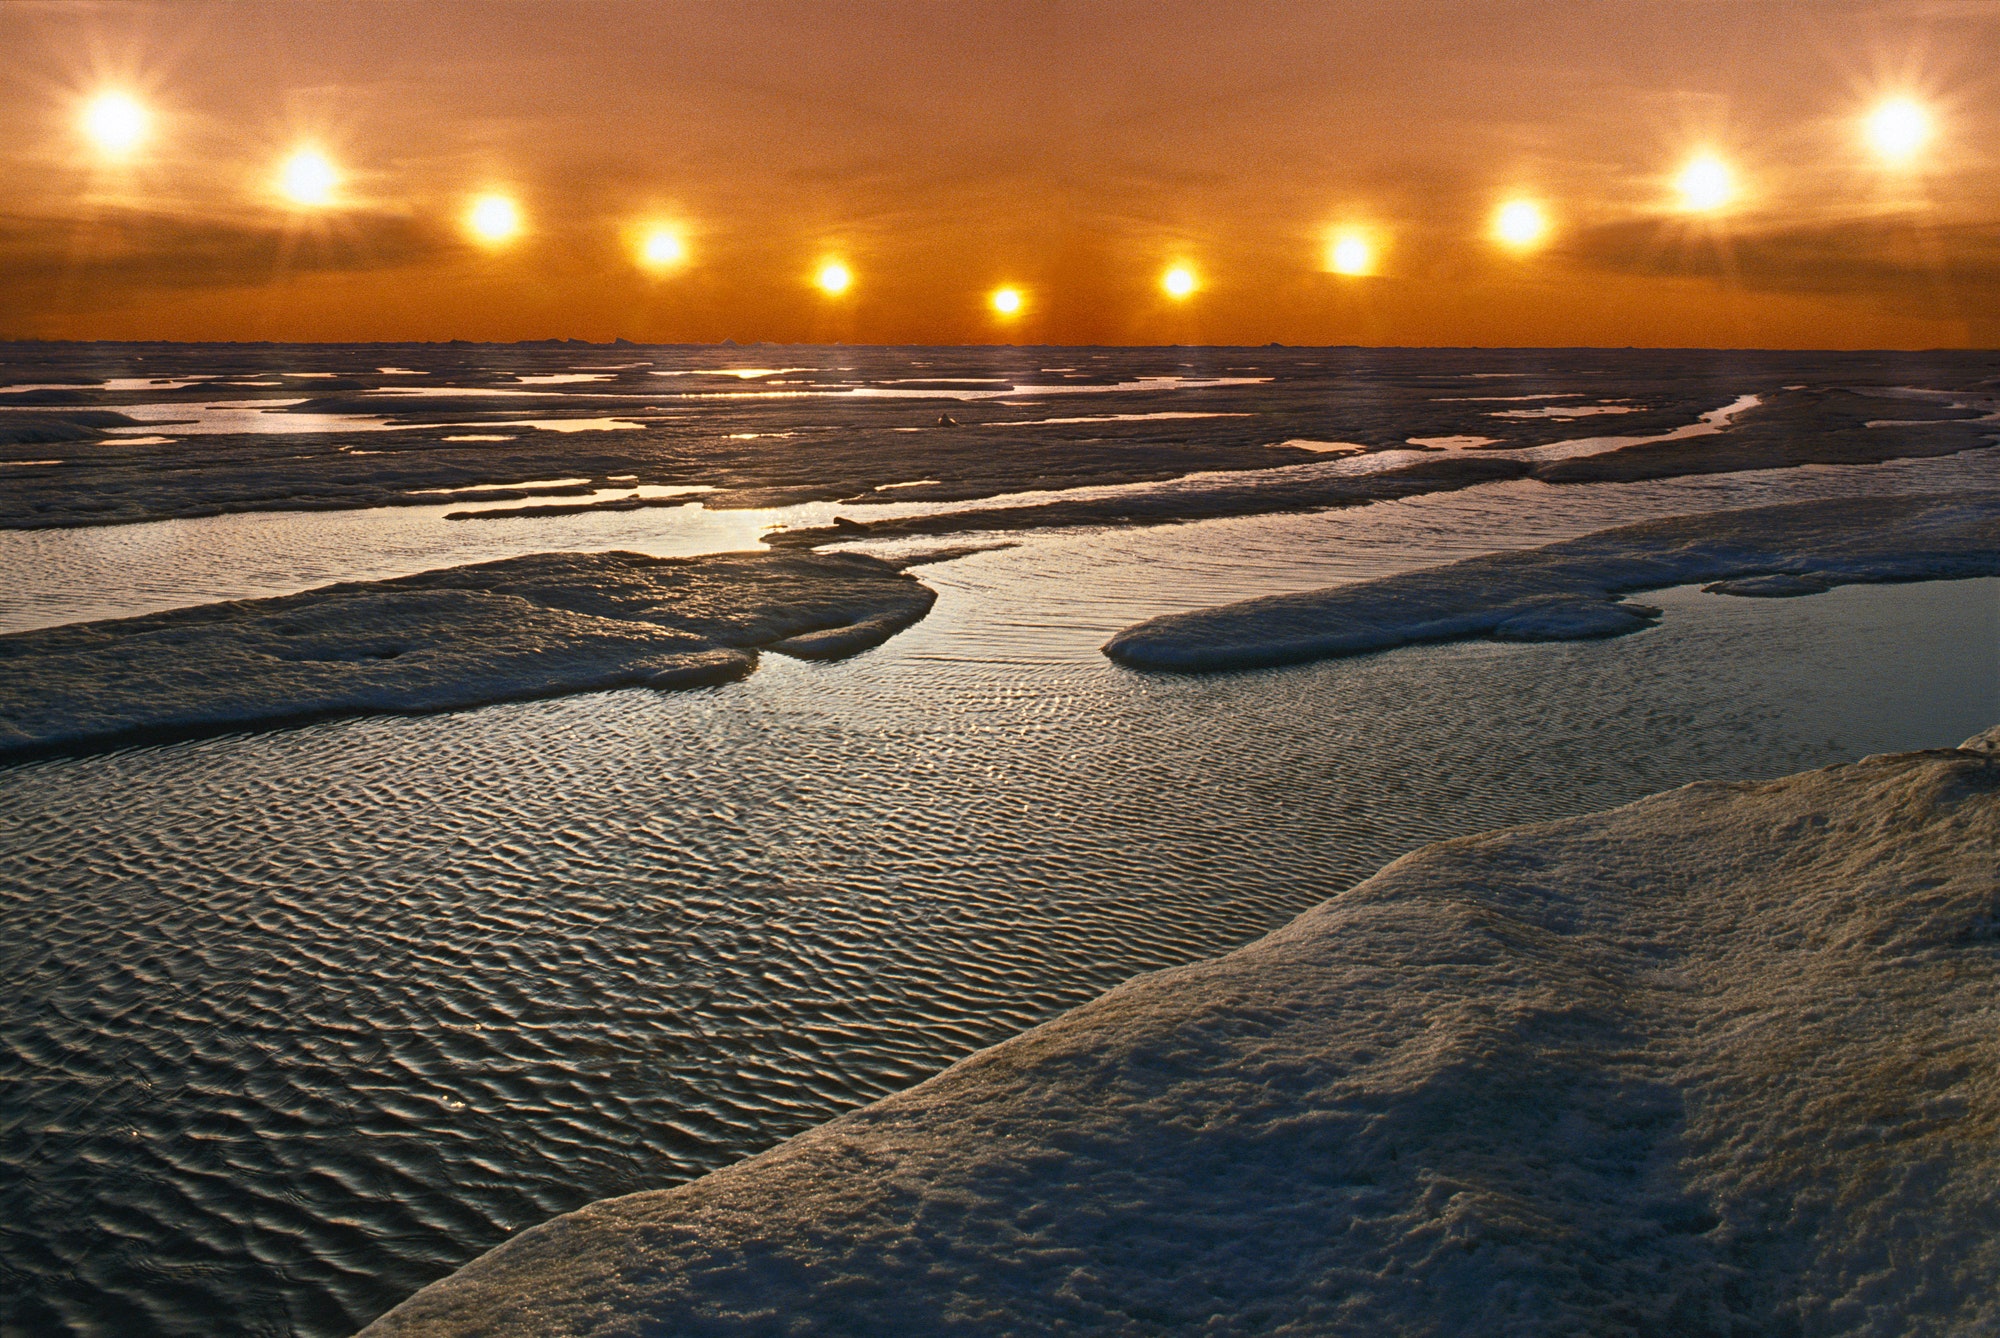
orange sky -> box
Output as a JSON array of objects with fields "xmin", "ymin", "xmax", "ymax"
[{"xmin": 2, "ymin": 0, "xmax": 1996, "ymax": 346}]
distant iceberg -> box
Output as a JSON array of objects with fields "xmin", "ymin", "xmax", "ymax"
[
  {"xmin": 364, "ymin": 727, "xmax": 2000, "ymax": 1336},
  {"xmin": 1104, "ymin": 492, "xmax": 2000, "ymax": 672}
]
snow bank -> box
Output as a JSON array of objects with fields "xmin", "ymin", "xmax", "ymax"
[
  {"xmin": 363, "ymin": 729, "xmax": 2000, "ymax": 1336},
  {"xmin": 0, "ymin": 550, "xmax": 934, "ymax": 761},
  {"xmin": 1104, "ymin": 492, "xmax": 2000, "ymax": 672}
]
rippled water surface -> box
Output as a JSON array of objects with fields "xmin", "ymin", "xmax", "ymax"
[{"xmin": 3, "ymin": 347, "xmax": 1998, "ymax": 1337}]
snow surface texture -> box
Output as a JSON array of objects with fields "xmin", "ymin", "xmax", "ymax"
[
  {"xmin": 0, "ymin": 550, "xmax": 935, "ymax": 761},
  {"xmin": 1103, "ymin": 492, "xmax": 2000, "ymax": 672},
  {"xmin": 364, "ymin": 729, "xmax": 2000, "ymax": 1337}
]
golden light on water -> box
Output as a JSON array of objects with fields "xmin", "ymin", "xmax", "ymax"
[
  {"xmin": 467, "ymin": 195, "xmax": 522, "ymax": 244},
  {"xmin": 639, "ymin": 228, "xmax": 686, "ymax": 268},
  {"xmin": 277, "ymin": 149, "xmax": 338, "ymax": 207},
  {"xmin": 1162, "ymin": 266, "xmax": 1197, "ymax": 298},
  {"xmin": 1328, "ymin": 235, "xmax": 1373, "ymax": 276},
  {"xmin": 1675, "ymin": 154, "xmax": 1734, "ymax": 211},
  {"xmin": 82, "ymin": 92, "xmax": 148, "ymax": 156},
  {"xmin": 1865, "ymin": 98, "xmax": 1931, "ymax": 162},
  {"xmin": 1493, "ymin": 200, "xmax": 1547, "ymax": 249},
  {"xmin": 990, "ymin": 286, "xmax": 1023, "ymax": 314},
  {"xmin": 816, "ymin": 261, "xmax": 853, "ymax": 294}
]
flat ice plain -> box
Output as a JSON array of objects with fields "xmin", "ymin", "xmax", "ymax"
[{"xmin": 368, "ymin": 727, "xmax": 2000, "ymax": 1336}]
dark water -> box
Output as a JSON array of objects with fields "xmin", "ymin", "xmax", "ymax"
[{"xmin": 2, "ymin": 346, "xmax": 1997, "ymax": 1336}]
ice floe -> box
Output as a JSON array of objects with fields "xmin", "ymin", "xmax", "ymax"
[
  {"xmin": 0, "ymin": 550, "xmax": 936, "ymax": 760},
  {"xmin": 1103, "ymin": 493, "xmax": 2000, "ymax": 673}
]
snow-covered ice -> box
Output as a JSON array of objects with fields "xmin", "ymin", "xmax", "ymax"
[
  {"xmin": 1103, "ymin": 492, "xmax": 2000, "ymax": 672},
  {"xmin": 363, "ymin": 728, "xmax": 2000, "ymax": 1336},
  {"xmin": 0, "ymin": 550, "xmax": 936, "ymax": 760}
]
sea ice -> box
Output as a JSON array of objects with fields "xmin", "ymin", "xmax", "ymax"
[
  {"xmin": 362, "ymin": 729, "xmax": 2000, "ymax": 1336},
  {"xmin": 1103, "ymin": 493, "xmax": 2000, "ymax": 672},
  {"xmin": 761, "ymin": 386, "xmax": 1996, "ymax": 551},
  {"xmin": 0, "ymin": 550, "xmax": 936, "ymax": 760}
]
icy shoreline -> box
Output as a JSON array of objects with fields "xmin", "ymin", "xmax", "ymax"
[
  {"xmin": 0, "ymin": 550, "xmax": 936, "ymax": 761},
  {"xmin": 1103, "ymin": 492, "xmax": 2000, "ymax": 672},
  {"xmin": 364, "ymin": 727, "xmax": 2000, "ymax": 1336}
]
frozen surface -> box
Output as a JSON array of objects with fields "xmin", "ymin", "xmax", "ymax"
[
  {"xmin": 0, "ymin": 550, "xmax": 934, "ymax": 759},
  {"xmin": 1104, "ymin": 493, "xmax": 2000, "ymax": 672},
  {"xmin": 762, "ymin": 384, "xmax": 1996, "ymax": 550},
  {"xmin": 4, "ymin": 345, "xmax": 1995, "ymax": 531},
  {"xmin": 3, "ymin": 554, "xmax": 1992, "ymax": 1335},
  {"xmin": 366, "ymin": 729, "xmax": 2000, "ymax": 1337},
  {"xmin": 7, "ymin": 344, "xmax": 2000, "ymax": 1336}
]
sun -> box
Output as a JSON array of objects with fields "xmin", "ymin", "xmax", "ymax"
[
  {"xmin": 278, "ymin": 149, "xmax": 338, "ymax": 207},
  {"xmin": 82, "ymin": 92, "xmax": 148, "ymax": 157},
  {"xmin": 639, "ymin": 228, "xmax": 686, "ymax": 269},
  {"xmin": 1493, "ymin": 200, "xmax": 1547, "ymax": 249},
  {"xmin": 1328, "ymin": 235, "xmax": 1373, "ymax": 276},
  {"xmin": 815, "ymin": 261, "xmax": 853, "ymax": 295},
  {"xmin": 990, "ymin": 287, "xmax": 1023, "ymax": 315},
  {"xmin": 467, "ymin": 195, "xmax": 522, "ymax": 244},
  {"xmin": 1675, "ymin": 154, "xmax": 1734, "ymax": 211},
  {"xmin": 1865, "ymin": 98, "xmax": 1931, "ymax": 162},
  {"xmin": 1162, "ymin": 266, "xmax": 1197, "ymax": 299}
]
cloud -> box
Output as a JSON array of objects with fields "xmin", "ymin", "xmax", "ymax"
[
  {"xmin": 0, "ymin": 205, "xmax": 446, "ymax": 301},
  {"xmin": 1566, "ymin": 214, "xmax": 2000, "ymax": 307}
]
